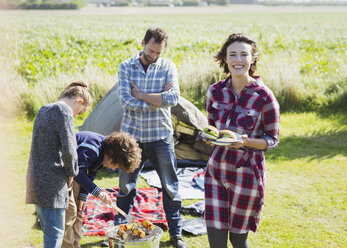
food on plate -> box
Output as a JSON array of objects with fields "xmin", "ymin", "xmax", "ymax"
[
  {"xmin": 133, "ymin": 228, "xmax": 146, "ymax": 238},
  {"xmin": 202, "ymin": 127, "xmax": 241, "ymax": 145},
  {"xmin": 120, "ymin": 224, "xmax": 133, "ymax": 231},
  {"xmin": 117, "ymin": 229, "xmax": 128, "ymax": 239},
  {"xmin": 215, "ymin": 137, "xmax": 234, "ymax": 143},
  {"xmin": 202, "ymin": 125, "xmax": 220, "ymax": 140},
  {"xmin": 219, "ymin": 130, "xmax": 237, "ymax": 141},
  {"xmin": 141, "ymin": 220, "xmax": 155, "ymax": 231}
]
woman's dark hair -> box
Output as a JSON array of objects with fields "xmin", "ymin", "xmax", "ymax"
[
  {"xmin": 143, "ymin": 27, "xmax": 168, "ymax": 47},
  {"xmin": 103, "ymin": 132, "xmax": 142, "ymax": 173},
  {"xmin": 59, "ymin": 81, "xmax": 93, "ymax": 109},
  {"xmin": 215, "ymin": 33, "xmax": 258, "ymax": 76}
]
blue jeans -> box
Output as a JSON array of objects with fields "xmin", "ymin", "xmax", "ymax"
[
  {"xmin": 115, "ymin": 135, "xmax": 183, "ymax": 237},
  {"xmin": 35, "ymin": 205, "xmax": 65, "ymax": 248}
]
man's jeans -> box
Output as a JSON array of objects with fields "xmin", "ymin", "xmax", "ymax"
[
  {"xmin": 115, "ymin": 135, "xmax": 183, "ymax": 237},
  {"xmin": 35, "ymin": 205, "xmax": 65, "ymax": 248}
]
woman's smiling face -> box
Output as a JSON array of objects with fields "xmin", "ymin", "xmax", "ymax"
[{"xmin": 225, "ymin": 41, "xmax": 254, "ymax": 77}]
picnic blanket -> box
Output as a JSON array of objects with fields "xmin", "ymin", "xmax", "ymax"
[
  {"xmin": 140, "ymin": 167, "xmax": 205, "ymax": 199},
  {"xmin": 180, "ymin": 200, "xmax": 205, "ymax": 216},
  {"xmin": 82, "ymin": 187, "xmax": 167, "ymax": 236},
  {"xmin": 182, "ymin": 217, "xmax": 207, "ymax": 236}
]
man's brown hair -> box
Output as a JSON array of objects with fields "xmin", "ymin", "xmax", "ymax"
[
  {"xmin": 103, "ymin": 132, "xmax": 141, "ymax": 173},
  {"xmin": 143, "ymin": 27, "xmax": 168, "ymax": 46}
]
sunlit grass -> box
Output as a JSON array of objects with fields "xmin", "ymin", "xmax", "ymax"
[
  {"xmin": 0, "ymin": 10, "xmax": 346, "ymax": 118},
  {"xmin": 0, "ymin": 6, "xmax": 346, "ymax": 248},
  {"xmin": 1, "ymin": 111, "xmax": 345, "ymax": 247}
]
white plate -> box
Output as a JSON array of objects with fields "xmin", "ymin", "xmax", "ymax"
[{"xmin": 200, "ymin": 132, "xmax": 243, "ymax": 146}]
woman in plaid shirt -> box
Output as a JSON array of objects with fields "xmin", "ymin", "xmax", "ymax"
[{"xmin": 203, "ymin": 33, "xmax": 280, "ymax": 248}]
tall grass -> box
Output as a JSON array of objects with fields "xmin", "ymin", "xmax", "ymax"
[
  {"xmin": 178, "ymin": 58, "xmax": 222, "ymax": 109},
  {"xmin": 0, "ymin": 55, "xmax": 26, "ymax": 118},
  {"xmin": 18, "ymin": 67, "xmax": 117, "ymax": 119},
  {"xmin": 0, "ymin": 10, "xmax": 346, "ymax": 118}
]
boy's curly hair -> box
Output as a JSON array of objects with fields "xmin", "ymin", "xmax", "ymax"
[{"xmin": 102, "ymin": 132, "xmax": 142, "ymax": 173}]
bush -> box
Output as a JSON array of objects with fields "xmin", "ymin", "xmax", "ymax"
[
  {"xmin": 207, "ymin": 0, "xmax": 228, "ymax": 5},
  {"xmin": 217, "ymin": 0, "xmax": 228, "ymax": 5},
  {"xmin": 230, "ymin": 0, "xmax": 256, "ymax": 3},
  {"xmin": 148, "ymin": 1, "xmax": 173, "ymax": 6},
  {"xmin": 21, "ymin": 0, "xmax": 83, "ymax": 9},
  {"xmin": 173, "ymin": 0, "xmax": 182, "ymax": 6},
  {"xmin": 111, "ymin": 1, "xmax": 130, "ymax": 7},
  {"xmin": 324, "ymin": 77, "xmax": 347, "ymax": 113},
  {"xmin": 182, "ymin": 0, "xmax": 199, "ymax": 6},
  {"xmin": 180, "ymin": 64, "xmax": 222, "ymax": 110},
  {"xmin": 19, "ymin": 92, "xmax": 41, "ymax": 120}
]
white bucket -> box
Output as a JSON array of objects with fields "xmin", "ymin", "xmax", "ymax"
[{"xmin": 106, "ymin": 224, "xmax": 163, "ymax": 248}]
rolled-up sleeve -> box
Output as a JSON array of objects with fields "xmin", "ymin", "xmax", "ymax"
[
  {"xmin": 161, "ymin": 61, "xmax": 180, "ymax": 107},
  {"xmin": 262, "ymin": 94, "xmax": 280, "ymax": 151},
  {"xmin": 118, "ymin": 62, "xmax": 150, "ymax": 112}
]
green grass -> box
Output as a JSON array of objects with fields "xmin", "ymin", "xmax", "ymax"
[
  {"xmin": 0, "ymin": 6, "xmax": 346, "ymax": 248},
  {"xmin": 1, "ymin": 111, "xmax": 346, "ymax": 247},
  {"xmin": 0, "ymin": 9, "xmax": 346, "ymax": 117}
]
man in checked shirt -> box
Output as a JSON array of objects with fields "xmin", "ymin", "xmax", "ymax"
[{"xmin": 114, "ymin": 27, "xmax": 186, "ymax": 248}]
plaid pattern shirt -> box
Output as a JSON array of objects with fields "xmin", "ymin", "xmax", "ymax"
[
  {"xmin": 118, "ymin": 52, "xmax": 180, "ymax": 143},
  {"xmin": 204, "ymin": 76, "xmax": 280, "ymax": 233}
]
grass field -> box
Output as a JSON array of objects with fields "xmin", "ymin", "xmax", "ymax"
[
  {"xmin": 0, "ymin": 5, "xmax": 346, "ymax": 248},
  {"xmin": 1, "ymin": 111, "xmax": 346, "ymax": 247},
  {"xmin": 0, "ymin": 5, "xmax": 346, "ymax": 115}
]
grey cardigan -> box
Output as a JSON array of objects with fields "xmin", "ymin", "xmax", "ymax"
[{"xmin": 26, "ymin": 102, "xmax": 79, "ymax": 209}]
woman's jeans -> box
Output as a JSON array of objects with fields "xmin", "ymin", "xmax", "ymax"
[
  {"xmin": 114, "ymin": 135, "xmax": 183, "ymax": 237},
  {"xmin": 35, "ymin": 205, "xmax": 65, "ymax": 248}
]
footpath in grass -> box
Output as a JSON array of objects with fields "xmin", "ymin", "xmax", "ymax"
[
  {"xmin": 2, "ymin": 112, "xmax": 346, "ymax": 248},
  {"xmin": 0, "ymin": 116, "xmax": 35, "ymax": 247}
]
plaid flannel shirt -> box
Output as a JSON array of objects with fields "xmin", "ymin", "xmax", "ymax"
[
  {"xmin": 206, "ymin": 76, "xmax": 280, "ymax": 167},
  {"xmin": 118, "ymin": 52, "xmax": 180, "ymax": 143}
]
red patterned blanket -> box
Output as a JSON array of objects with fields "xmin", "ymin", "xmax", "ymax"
[{"xmin": 82, "ymin": 187, "xmax": 167, "ymax": 236}]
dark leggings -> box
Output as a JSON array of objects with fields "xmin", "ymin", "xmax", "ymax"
[{"xmin": 207, "ymin": 227, "xmax": 250, "ymax": 248}]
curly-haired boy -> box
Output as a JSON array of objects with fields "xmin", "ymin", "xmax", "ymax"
[{"xmin": 62, "ymin": 131, "xmax": 141, "ymax": 248}]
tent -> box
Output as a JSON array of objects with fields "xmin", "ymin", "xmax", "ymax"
[{"xmin": 79, "ymin": 84, "xmax": 212, "ymax": 163}]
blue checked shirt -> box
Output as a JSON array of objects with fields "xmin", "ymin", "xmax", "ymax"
[{"xmin": 118, "ymin": 52, "xmax": 180, "ymax": 143}]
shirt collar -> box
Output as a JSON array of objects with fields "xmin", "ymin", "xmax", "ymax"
[
  {"xmin": 131, "ymin": 52, "xmax": 141, "ymax": 65},
  {"xmin": 245, "ymin": 76, "xmax": 264, "ymax": 90},
  {"xmin": 223, "ymin": 76, "xmax": 263, "ymax": 88},
  {"xmin": 221, "ymin": 76, "xmax": 264, "ymax": 94},
  {"xmin": 220, "ymin": 76, "xmax": 231, "ymax": 89}
]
